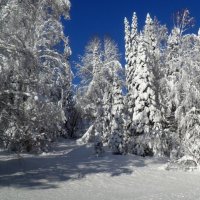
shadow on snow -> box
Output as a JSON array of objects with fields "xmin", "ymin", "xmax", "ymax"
[{"xmin": 0, "ymin": 140, "xmax": 166, "ymax": 190}]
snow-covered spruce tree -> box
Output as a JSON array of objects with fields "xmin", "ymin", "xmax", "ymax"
[
  {"xmin": 143, "ymin": 13, "xmax": 161, "ymax": 80},
  {"xmin": 130, "ymin": 32, "xmax": 164, "ymax": 156},
  {"xmin": 123, "ymin": 13, "xmax": 139, "ymax": 152},
  {"xmin": 123, "ymin": 13, "xmax": 166, "ymax": 156},
  {"xmin": 124, "ymin": 17, "xmax": 131, "ymax": 76},
  {"xmin": 108, "ymin": 76, "xmax": 125, "ymax": 154},
  {"xmin": 124, "ymin": 13, "xmax": 138, "ymax": 119},
  {"xmin": 143, "ymin": 13, "xmax": 167, "ymax": 156},
  {"xmin": 101, "ymin": 90, "xmax": 112, "ymax": 143},
  {"xmin": 0, "ymin": 0, "xmax": 72, "ymax": 152}
]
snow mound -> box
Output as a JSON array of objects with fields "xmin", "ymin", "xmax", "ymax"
[
  {"xmin": 166, "ymin": 156, "xmax": 198, "ymax": 171},
  {"xmin": 76, "ymin": 125, "xmax": 95, "ymax": 145}
]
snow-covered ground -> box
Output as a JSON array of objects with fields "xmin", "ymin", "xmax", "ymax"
[{"xmin": 1, "ymin": 140, "xmax": 200, "ymax": 200}]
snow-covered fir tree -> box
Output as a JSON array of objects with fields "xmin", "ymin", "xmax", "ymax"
[
  {"xmin": 124, "ymin": 13, "xmax": 138, "ymax": 117},
  {"xmin": 129, "ymin": 32, "xmax": 164, "ymax": 156},
  {"xmin": 108, "ymin": 76, "xmax": 124, "ymax": 154},
  {"xmin": 143, "ymin": 13, "xmax": 162, "ymax": 102},
  {"xmin": 124, "ymin": 17, "xmax": 131, "ymax": 73},
  {"xmin": 123, "ymin": 13, "xmax": 139, "ymax": 150},
  {"xmin": 123, "ymin": 13, "xmax": 166, "ymax": 156},
  {"xmin": 144, "ymin": 13, "xmax": 157, "ymax": 53},
  {"xmin": 143, "ymin": 14, "xmax": 166, "ymax": 156}
]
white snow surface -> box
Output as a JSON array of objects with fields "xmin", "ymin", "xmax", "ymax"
[{"xmin": 1, "ymin": 140, "xmax": 200, "ymax": 200}]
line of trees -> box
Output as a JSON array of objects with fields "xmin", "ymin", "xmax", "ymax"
[
  {"xmin": 1, "ymin": 1, "xmax": 200, "ymax": 167},
  {"xmin": 76, "ymin": 9, "xmax": 200, "ymax": 166},
  {"xmin": 0, "ymin": 0, "xmax": 72, "ymax": 152}
]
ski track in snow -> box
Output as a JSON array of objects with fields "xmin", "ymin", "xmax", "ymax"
[{"xmin": 1, "ymin": 140, "xmax": 200, "ymax": 200}]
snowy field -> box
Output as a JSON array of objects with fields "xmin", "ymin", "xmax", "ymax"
[{"xmin": 1, "ymin": 140, "xmax": 200, "ymax": 200}]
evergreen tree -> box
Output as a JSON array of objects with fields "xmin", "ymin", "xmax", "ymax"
[
  {"xmin": 109, "ymin": 76, "xmax": 124, "ymax": 154},
  {"xmin": 130, "ymin": 33, "xmax": 163, "ymax": 156},
  {"xmin": 124, "ymin": 13, "xmax": 138, "ymax": 116},
  {"xmin": 124, "ymin": 17, "xmax": 131, "ymax": 75},
  {"xmin": 124, "ymin": 13, "xmax": 139, "ymax": 147}
]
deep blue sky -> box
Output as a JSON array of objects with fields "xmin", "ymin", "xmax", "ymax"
[{"xmin": 63, "ymin": 0, "xmax": 200, "ymax": 82}]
